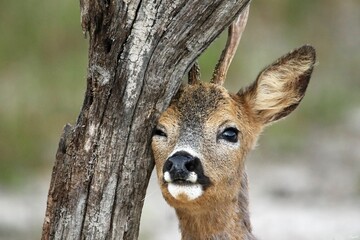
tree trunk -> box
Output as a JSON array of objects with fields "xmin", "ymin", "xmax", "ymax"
[{"xmin": 41, "ymin": 0, "xmax": 250, "ymax": 239}]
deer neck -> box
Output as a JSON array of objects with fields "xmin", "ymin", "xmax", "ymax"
[{"xmin": 175, "ymin": 171, "xmax": 254, "ymax": 240}]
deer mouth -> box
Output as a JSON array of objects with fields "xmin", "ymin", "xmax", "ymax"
[
  {"xmin": 162, "ymin": 171, "xmax": 203, "ymax": 200},
  {"xmin": 164, "ymin": 170, "xmax": 197, "ymax": 184},
  {"xmin": 163, "ymin": 170, "xmax": 212, "ymax": 201},
  {"xmin": 163, "ymin": 170, "xmax": 211, "ymax": 186}
]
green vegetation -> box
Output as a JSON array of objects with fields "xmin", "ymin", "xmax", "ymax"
[
  {"xmin": 0, "ymin": 0, "xmax": 87, "ymax": 185},
  {"xmin": 1, "ymin": 0, "xmax": 359, "ymax": 186}
]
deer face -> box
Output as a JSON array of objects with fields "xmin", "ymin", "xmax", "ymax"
[
  {"xmin": 152, "ymin": 83, "xmax": 257, "ymax": 208},
  {"xmin": 152, "ymin": 45, "xmax": 316, "ymax": 211}
]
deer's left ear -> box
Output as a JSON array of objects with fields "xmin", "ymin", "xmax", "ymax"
[{"xmin": 239, "ymin": 45, "xmax": 316, "ymax": 124}]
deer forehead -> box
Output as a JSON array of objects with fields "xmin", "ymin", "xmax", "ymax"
[{"xmin": 159, "ymin": 83, "xmax": 242, "ymax": 142}]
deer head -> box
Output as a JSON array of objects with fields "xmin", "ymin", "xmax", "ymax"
[{"xmin": 151, "ymin": 6, "xmax": 316, "ymax": 238}]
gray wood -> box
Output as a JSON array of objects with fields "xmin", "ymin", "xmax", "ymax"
[{"xmin": 41, "ymin": 0, "xmax": 250, "ymax": 239}]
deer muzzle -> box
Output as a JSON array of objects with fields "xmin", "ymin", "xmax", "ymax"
[
  {"xmin": 163, "ymin": 151, "xmax": 199, "ymax": 183},
  {"xmin": 163, "ymin": 151, "xmax": 211, "ymax": 187}
]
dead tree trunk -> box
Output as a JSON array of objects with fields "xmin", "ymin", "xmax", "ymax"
[{"xmin": 42, "ymin": 0, "xmax": 250, "ymax": 239}]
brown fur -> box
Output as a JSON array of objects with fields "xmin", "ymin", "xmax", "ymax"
[{"xmin": 152, "ymin": 45, "xmax": 316, "ymax": 239}]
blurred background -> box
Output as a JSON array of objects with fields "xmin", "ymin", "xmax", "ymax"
[{"xmin": 0, "ymin": 1, "xmax": 359, "ymax": 239}]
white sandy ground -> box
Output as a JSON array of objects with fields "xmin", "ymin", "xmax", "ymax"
[{"xmin": 1, "ymin": 108, "xmax": 360, "ymax": 240}]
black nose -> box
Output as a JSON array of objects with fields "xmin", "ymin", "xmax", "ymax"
[{"xmin": 163, "ymin": 151, "xmax": 199, "ymax": 181}]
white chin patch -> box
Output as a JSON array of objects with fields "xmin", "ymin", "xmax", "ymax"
[{"xmin": 168, "ymin": 183, "xmax": 203, "ymax": 201}]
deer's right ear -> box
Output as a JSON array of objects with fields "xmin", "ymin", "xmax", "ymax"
[{"xmin": 238, "ymin": 45, "xmax": 316, "ymax": 125}]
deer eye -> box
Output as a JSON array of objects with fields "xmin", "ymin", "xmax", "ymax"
[
  {"xmin": 153, "ymin": 127, "xmax": 167, "ymax": 138},
  {"xmin": 219, "ymin": 127, "xmax": 239, "ymax": 143}
]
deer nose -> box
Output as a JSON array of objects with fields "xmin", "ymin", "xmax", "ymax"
[{"xmin": 163, "ymin": 151, "xmax": 199, "ymax": 181}]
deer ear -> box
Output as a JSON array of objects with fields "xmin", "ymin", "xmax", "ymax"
[{"xmin": 239, "ymin": 45, "xmax": 316, "ymax": 124}]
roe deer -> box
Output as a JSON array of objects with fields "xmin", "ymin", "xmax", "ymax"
[{"xmin": 151, "ymin": 6, "xmax": 316, "ymax": 239}]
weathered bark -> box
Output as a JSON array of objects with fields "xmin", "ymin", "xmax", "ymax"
[{"xmin": 42, "ymin": 0, "xmax": 250, "ymax": 239}]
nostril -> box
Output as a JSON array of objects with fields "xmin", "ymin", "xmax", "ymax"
[
  {"xmin": 185, "ymin": 158, "xmax": 199, "ymax": 172},
  {"xmin": 185, "ymin": 160, "xmax": 195, "ymax": 172},
  {"xmin": 163, "ymin": 160, "xmax": 173, "ymax": 172}
]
